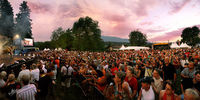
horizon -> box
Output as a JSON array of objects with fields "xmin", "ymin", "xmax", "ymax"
[{"xmin": 9, "ymin": 0, "xmax": 200, "ymax": 42}]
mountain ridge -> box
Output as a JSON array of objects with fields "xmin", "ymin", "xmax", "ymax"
[{"xmin": 101, "ymin": 36, "xmax": 129, "ymax": 42}]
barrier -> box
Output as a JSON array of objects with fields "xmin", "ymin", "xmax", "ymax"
[{"xmin": 77, "ymin": 74, "xmax": 106, "ymax": 100}]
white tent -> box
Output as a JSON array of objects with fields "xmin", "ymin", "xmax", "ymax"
[
  {"xmin": 119, "ymin": 45, "xmax": 149, "ymax": 50},
  {"xmin": 170, "ymin": 42, "xmax": 180, "ymax": 48},
  {"xmin": 180, "ymin": 43, "xmax": 191, "ymax": 48},
  {"xmin": 119, "ymin": 45, "xmax": 126, "ymax": 50}
]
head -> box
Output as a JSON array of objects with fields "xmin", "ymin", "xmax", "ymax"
[
  {"xmin": 141, "ymin": 77, "xmax": 152, "ymax": 91},
  {"xmin": 8, "ymin": 74, "xmax": 15, "ymax": 82},
  {"xmin": 184, "ymin": 88, "xmax": 199, "ymax": 100},
  {"xmin": 115, "ymin": 71, "xmax": 126, "ymax": 84},
  {"xmin": 153, "ymin": 69, "xmax": 160, "ymax": 79},
  {"xmin": 119, "ymin": 64, "xmax": 125, "ymax": 72},
  {"xmin": 126, "ymin": 66, "xmax": 134, "ymax": 77},
  {"xmin": 188, "ymin": 62, "xmax": 194, "ymax": 69},
  {"xmin": 21, "ymin": 74, "xmax": 30, "ymax": 85},
  {"xmin": 195, "ymin": 71, "xmax": 200, "ymax": 82},
  {"xmin": 21, "ymin": 64, "xmax": 27, "ymax": 70},
  {"xmin": 164, "ymin": 57, "xmax": 170, "ymax": 64},
  {"xmin": 165, "ymin": 80, "xmax": 174, "ymax": 95},
  {"xmin": 0, "ymin": 71, "xmax": 7, "ymax": 79}
]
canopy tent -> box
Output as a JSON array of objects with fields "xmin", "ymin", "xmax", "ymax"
[
  {"xmin": 179, "ymin": 43, "xmax": 191, "ymax": 48},
  {"xmin": 170, "ymin": 42, "xmax": 180, "ymax": 48},
  {"xmin": 119, "ymin": 45, "xmax": 149, "ymax": 50},
  {"xmin": 119, "ymin": 45, "xmax": 126, "ymax": 50}
]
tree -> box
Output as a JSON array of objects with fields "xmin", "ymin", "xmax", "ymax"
[
  {"xmin": 72, "ymin": 16, "xmax": 104, "ymax": 51},
  {"xmin": 0, "ymin": 0, "xmax": 14, "ymax": 38},
  {"xmin": 50, "ymin": 27, "xmax": 65, "ymax": 41},
  {"xmin": 181, "ymin": 26, "xmax": 200, "ymax": 46},
  {"xmin": 50, "ymin": 28, "xmax": 74, "ymax": 49},
  {"xmin": 129, "ymin": 30, "xmax": 147, "ymax": 46},
  {"xmin": 15, "ymin": 1, "xmax": 32, "ymax": 39}
]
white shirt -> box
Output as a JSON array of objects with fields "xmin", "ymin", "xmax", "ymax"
[
  {"xmin": 67, "ymin": 66, "xmax": 74, "ymax": 76},
  {"xmin": 0, "ymin": 79, "xmax": 5, "ymax": 88},
  {"xmin": 61, "ymin": 66, "xmax": 67, "ymax": 75},
  {"xmin": 141, "ymin": 86, "xmax": 155, "ymax": 100},
  {"xmin": 18, "ymin": 69, "xmax": 31, "ymax": 82},
  {"xmin": 42, "ymin": 65, "xmax": 47, "ymax": 73},
  {"xmin": 153, "ymin": 77, "xmax": 163, "ymax": 93},
  {"xmin": 31, "ymin": 68, "xmax": 40, "ymax": 81}
]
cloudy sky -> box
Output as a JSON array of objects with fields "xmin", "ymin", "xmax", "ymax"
[{"xmin": 9, "ymin": 0, "xmax": 200, "ymax": 42}]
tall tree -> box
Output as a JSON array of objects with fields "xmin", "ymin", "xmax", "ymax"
[
  {"xmin": 15, "ymin": 1, "xmax": 32, "ymax": 39},
  {"xmin": 129, "ymin": 30, "xmax": 147, "ymax": 46},
  {"xmin": 72, "ymin": 16, "xmax": 104, "ymax": 51},
  {"xmin": 181, "ymin": 26, "xmax": 200, "ymax": 46},
  {"xmin": 51, "ymin": 27, "xmax": 65, "ymax": 41},
  {"xmin": 50, "ymin": 28, "xmax": 74, "ymax": 49},
  {"xmin": 0, "ymin": 0, "xmax": 14, "ymax": 38}
]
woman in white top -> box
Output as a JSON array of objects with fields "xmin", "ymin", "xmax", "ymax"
[{"xmin": 138, "ymin": 77, "xmax": 155, "ymax": 100}]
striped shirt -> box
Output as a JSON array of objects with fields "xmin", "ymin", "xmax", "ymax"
[{"xmin": 16, "ymin": 84, "xmax": 37, "ymax": 100}]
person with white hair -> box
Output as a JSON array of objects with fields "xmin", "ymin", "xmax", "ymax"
[
  {"xmin": 16, "ymin": 74, "xmax": 37, "ymax": 100},
  {"xmin": 184, "ymin": 88, "xmax": 199, "ymax": 100},
  {"xmin": 0, "ymin": 71, "xmax": 7, "ymax": 88},
  {"xmin": 177, "ymin": 88, "xmax": 199, "ymax": 100}
]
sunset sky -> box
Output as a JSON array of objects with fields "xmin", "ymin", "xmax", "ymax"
[{"xmin": 9, "ymin": 0, "xmax": 200, "ymax": 42}]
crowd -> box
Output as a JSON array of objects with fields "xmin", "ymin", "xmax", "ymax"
[{"xmin": 0, "ymin": 48, "xmax": 200, "ymax": 100}]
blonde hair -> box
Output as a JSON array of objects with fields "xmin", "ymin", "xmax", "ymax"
[
  {"xmin": 0, "ymin": 71, "xmax": 7, "ymax": 79},
  {"xmin": 8, "ymin": 74, "xmax": 15, "ymax": 81},
  {"xmin": 185, "ymin": 88, "xmax": 199, "ymax": 100}
]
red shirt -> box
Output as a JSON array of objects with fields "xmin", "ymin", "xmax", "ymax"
[
  {"xmin": 111, "ymin": 67, "xmax": 118, "ymax": 76},
  {"xmin": 125, "ymin": 77, "xmax": 138, "ymax": 91},
  {"xmin": 55, "ymin": 59, "xmax": 60, "ymax": 68}
]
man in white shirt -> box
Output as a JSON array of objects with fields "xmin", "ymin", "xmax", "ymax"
[
  {"xmin": 66, "ymin": 65, "xmax": 74, "ymax": 88},
  {"xmin": 17, "ymin": 64, "xmax": 31, "ymax": 82},
  {"xmin": 30, "ymin": 64, "xmax": 40, "ymax": 83}
]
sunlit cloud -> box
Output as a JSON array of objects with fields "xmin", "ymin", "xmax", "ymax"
[{"xmin": 8, "ymin": 0, "xmax": 200, "ymax": 42}]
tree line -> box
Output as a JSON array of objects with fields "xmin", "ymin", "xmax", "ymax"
[
  {"xmin": 0, "ymin": 0, "xmax": 32, "ymax": 39},
  {"xmin": 36, "ymin": 15, "xmax": 200, "ymax": 51}
]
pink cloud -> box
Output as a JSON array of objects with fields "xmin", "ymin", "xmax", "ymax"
[
  {"xmin": 149, "ymin": 25, "xmax": 200, "ymax": 41},
  {"xmin": 27, "ymin": 2, "xmax": 52, "ymax": 13},
  {"xmin": 169, "ymin": 0, "xmax": 191, "ymax": 14}
]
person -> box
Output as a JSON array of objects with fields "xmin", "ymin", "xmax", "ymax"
[
  {"xmin": 152, "ymin": 69, "xmax": 163, "ymax": 100},
  {"xmin": 159, "ymin": 80, "xmax": 177, "ymax": 100},
  {"xmin": 17, "ymin": 64, "xmax": 31, "ymax": 82},
  {"xmin": 66, "ymin": 62, "xmax": 74, "ymax": 88},
  {"xmin": 114, "ymin": 71, "xmax": 132, "ymax": 100},
  {"xmin": 38, "ymin": 68, "xmax": 53, "ymax": 100},
  {"xmin": 184, "ymin": 88, "xmax": 199, "ymax": 100},
  {"xmin": 138, "ymin": 77, "xmax": 155, "ymax": 100},
  {"xmin": 134, "ymin": 64, "xmax": 141, "ymax": 79},
  {"xmin": 177, "ymin": 88, "xmax": 199, "ymax": 100},
  {"xmin": 61, "ymin": 62, "xmax": 67, "ymax": 86},
  {"xmin": 181, "ymin": 61, "xmax": 196, "ymax": 90},
  {"xmin": 193, "ymin": 71, "xmax": 200, "ymax": 94},
  {"xmin": 125, "ymin": 66, "xmax": 138, "ymax": 99},
  {"xmin": 163, "ymin": 57, "xmax": 176, "ymax": 82},
  {"xmin": 0, "ymin": 71, "xmax": 7, "ymax": 88},
  {"xmin": 16, "ymin": 74, "xmax": 37, "ymax": 100},
  {"xmin": 4, "ymin": 74, "xmax": 20, "ymax": 100},
  {"xmin": 30, "ymin": 64, "xmax": 40, "ymax": 84}
]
